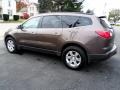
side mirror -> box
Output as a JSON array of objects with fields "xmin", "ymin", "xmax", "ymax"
[{"xmin": 17, "ymin": 25, "xmax": 23, "ymax": 29}]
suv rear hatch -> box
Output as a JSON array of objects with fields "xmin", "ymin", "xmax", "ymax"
[
  {"xmin": 98, "ymin": 16, "xmax": 115, "ymax": 40},
  {"xmin": 97, "ymin": 16, "xmax": 115, "ymax": 52}
]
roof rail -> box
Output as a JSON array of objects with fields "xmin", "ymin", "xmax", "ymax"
[{"xmin": 39, "ymin": 12, "xmax": 94, "ymax": 15}]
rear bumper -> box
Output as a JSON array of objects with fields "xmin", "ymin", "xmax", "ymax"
[{"xmin": 88, "ymin": 44, "xmax": 117, "ymax": 62}]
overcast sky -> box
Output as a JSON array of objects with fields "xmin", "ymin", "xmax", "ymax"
[
  {"xmin": 83, "ymin": 0, "xmax": 120, "ymax": 16},
  {"xmin": 29, "ymin": 0, "xmax": 38, "ymax": 3}
]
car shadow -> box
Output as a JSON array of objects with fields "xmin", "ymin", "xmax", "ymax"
[
  {"xmin": 15, "ymin": 49, "xmax": 118, "ymax": 73},
  {"xmin": 17, "ymin": 49, "xmax": 62, "ymax": 65}
]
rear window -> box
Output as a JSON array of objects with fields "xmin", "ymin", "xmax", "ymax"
[
  {"xmin": 99, "ymin": 18, "xmax": 112, "ymax": 29},
  {"xmin": 61, "ymin": 15, "xmax": 92, "ymax": 28}
]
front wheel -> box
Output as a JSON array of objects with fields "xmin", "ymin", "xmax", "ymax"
[
  {"xmin": 62, "ymin": 46, "xmax": 87, "ymax": 70},
  {"xmin": 5, "ymin": 37, "xmax": 18, "ymax": 53}
]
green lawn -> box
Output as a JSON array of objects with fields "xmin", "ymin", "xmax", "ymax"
[
  {"xmin": 1, "ymin": 19, "xmax": 25, "ymax": 23},
  {"xmin": 112, "ymin": 24, "xmax": 120, "ymax": 27},
  {"xmin": 115, "ymin": 24, "xmax": 120, "ymax": 26}
]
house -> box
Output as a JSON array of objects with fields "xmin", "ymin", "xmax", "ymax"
[
  {"xmin": 0, "ymin": 0, "xmax": 38, "ymax": 20},
  {"xmin": 17, "ymin": 0, "xmax": 39, "ymax": 17},
  {"xmin": 0, "ymin": 0, "xmax": 16, "ymax": 19},
  {"xmin": 27, "ymin": 3, "xmax": 39, "ymax": 16},
  {"xmin": 0, "ymin": 0, "xmax": 2, "ymax": 19}
]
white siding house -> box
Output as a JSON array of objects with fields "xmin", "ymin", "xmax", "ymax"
[
  {"xmin": 18, "ymin": 2, "xmax": 39, "ymax": 17},
  {"xmin": 0, "ymin": 0, "xmax": 16, "ymax": 19},
  {"xmin": 27, "ymin": 3, "xmax": 38, "ymax": 16},
  {"xmin": 0, "ymin": 0, "xmax": 2, "ymax": 19}
]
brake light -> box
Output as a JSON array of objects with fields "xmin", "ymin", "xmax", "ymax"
[{"xmin": 95, "ymin": 31, "xmax": 112, "ymax": 39}]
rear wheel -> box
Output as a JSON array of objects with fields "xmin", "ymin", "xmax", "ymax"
[
  {"xmin": 5, "ymin": 37, "xmax": 18, "ymax": 53},
  {"xmin": 62, "ymin": 46, "xmax": 87, "ymax": 70}
]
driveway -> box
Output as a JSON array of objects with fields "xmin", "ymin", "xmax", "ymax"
[
  {"xmin": 0, "ymin": 23, "xmax": 120, "ymax": 90},
  {"xmin": 0, "ymin": 23, "xmax": 20, "ymax": 40}
]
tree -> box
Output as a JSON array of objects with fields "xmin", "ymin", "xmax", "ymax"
[
  {"xmin": 16, "ymin": 0, "xmax": 28, "ymax": 12},
  {"xmin": 16, "ymin": 2, "xmax": 27, "ymax": 12},
  {"xmin": 108, "ymin": 9, "xmax": 120, "ymax": 23},
  {"xmin": 38, "ymin": 0, "xmax": 84, "ymax": 13},
  {"xmin": 52, "ymin": 0, "xmax": 65, "ymax": 11},
  {"xmin": 38, "ymin": 0, "xmax": 54, "ymax": 12},
  {"xmin": 61, "ymin": 0, "xmax": 84, "ymax": 12}
]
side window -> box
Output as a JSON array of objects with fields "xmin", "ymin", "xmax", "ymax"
[
  {"xmin": 22, "ymin": 17, "xmax": 42, "ymax": 29},
  {"xmin": 41, "ymin": 15, "xmax": 62, "ymax": 28},
  {"xmin": 61, "ymin": 15, "xmax": 92, "ymax": 28},
  {"xmin": 76, "ymin": 16, "xmax": 92, "ymax": 27},
  {"xmin": 61, "ymin": 16, "xmax": 78, "ymax": 28}
]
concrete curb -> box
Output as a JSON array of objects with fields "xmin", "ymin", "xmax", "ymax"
[
  {"xmin": 0, "ymin": 20, "xmax": 3, "ymax": 23},
  {"xmin": 0, "ymin": 37, "xmax": 3, "ymax": 41}
]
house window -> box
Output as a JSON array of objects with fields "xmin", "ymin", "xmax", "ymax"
[
  {"xmin": 32, "ymin": 7, "xmax": 34, "ymax": 11},
  {"xmin": 0, "ymin": 8, "xmax": 2, "ymax": 19},
  {"xmin": 8, "ymin": 0, "xmax": 11, "ymax": 7},
  {"xmin": 30, "ymin": 7, "xmax": 32, "ymax": 11},
  {"xmin": 0, "ymin": 8, "xmax": 2, "ymax": 14},
  {"xmin": 8, "ymin": 10, "xmax": 12, "ymax": 16},
  {"xmin": 30, "ymin": 7, "xmax": 34, "ymax": 11}
]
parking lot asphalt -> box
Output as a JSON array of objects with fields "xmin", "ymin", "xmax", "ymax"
[
  {"xmin": 0, "ymin": 23, "xmax": 20, "ymax": 40},
  {"xmin": 0, "ymin": 23, "xmax": 120, "ymax": 90}
]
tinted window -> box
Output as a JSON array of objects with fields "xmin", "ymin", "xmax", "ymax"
[
  {"xmin": 22, "ymin": 17, "xmax": 42, "ymax": 29},
  {"xmin": 76, "ymin": 17, "xmax": 92, "ymax": 26},
  {"xmin": 61, "ymin": 15, "xmax": 92, "ymax": 28},
  {"xmin": 42, "ymin": 15, "xmax": 62, "ymax": 28},
  {"xmin": 99, "ymin": 18, "xmax": 112, "ymax": 29}
]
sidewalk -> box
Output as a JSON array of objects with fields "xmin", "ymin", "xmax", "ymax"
[
  {"xmin": 0, "ymin": 37, "xmax": 3, "ymax": 40},
  {"xmin": 0, "ymin": 20, "xmax": 3, "ymax": 23},
  {"xmin": 0, "ymin": 23, "xmax": 20, "ymax": 40}
]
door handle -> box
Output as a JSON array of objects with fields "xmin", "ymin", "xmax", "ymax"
[
  {"xmin": 74, "ymin": 27, "xmax": 79, "ymax": 29},
  {"xmin": 55, "ymin": 32, "xmax": 59, "ymax": 35},
  {"xmin": 22, "ymin": 29, "xmax": 27, "ymax": 32},
  {"xmin": 31, "ymin": 32, "xmax": 35, "ymax": 34}
]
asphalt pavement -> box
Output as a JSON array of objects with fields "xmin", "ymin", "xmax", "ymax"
[{"xmin": 0, "ymin": 24, "xmax": 120, "ymax": 90}]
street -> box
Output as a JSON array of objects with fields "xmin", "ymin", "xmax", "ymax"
[{"xmin": 0, "ymin": 23, "xmax": 120, "ymax": 90}]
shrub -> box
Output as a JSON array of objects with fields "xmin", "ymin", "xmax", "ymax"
[
  {"xmin": 23, "ymin": 13, "xmax": 29, "ymax": 19},
  {"xmin": 3, "ymin": 14, "xmax": 9, "ymax": 21},
  {"xmin": 13, "ymin": 15, "xmax": 19, "ymax": 21}
]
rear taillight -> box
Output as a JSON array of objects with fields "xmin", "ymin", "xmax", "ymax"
[{"xmin": 95, "ymin": 30, "xmax": 112, "ymax": 39}]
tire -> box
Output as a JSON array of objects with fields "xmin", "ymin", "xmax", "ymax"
[
  {"xmin": 62, "ymin": 46, "xmax": 87, "ymax": 70},
  {"xmin": 5, "ymin": 37, "xmax": 18, "ymax": 53}
]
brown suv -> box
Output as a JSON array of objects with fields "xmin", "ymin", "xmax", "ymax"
[{"xmin": 4, "ymin": 12, "xmax": 117, "ymax": 69}]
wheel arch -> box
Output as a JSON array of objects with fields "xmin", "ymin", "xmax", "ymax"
[
  {"xmin": 4, "ymin": 35, "xmax": 18, "ymax": 47},
  {"xmin": 4, "ymin": 35, "xmax": 16, "ymax": 42},
  {"xmin": 61, "ymin": 43, "xmax": 88, "ymax": 59}
]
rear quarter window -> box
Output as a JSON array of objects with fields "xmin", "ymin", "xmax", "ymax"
[{"xmin": 99, "ymin": 18, "xmax": 112, "ymax": 29}]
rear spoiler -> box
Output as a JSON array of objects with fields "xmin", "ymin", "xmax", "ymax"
[{"xmin": 98, "ymin": 16, "xmax": 106, "ymax": 18}]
